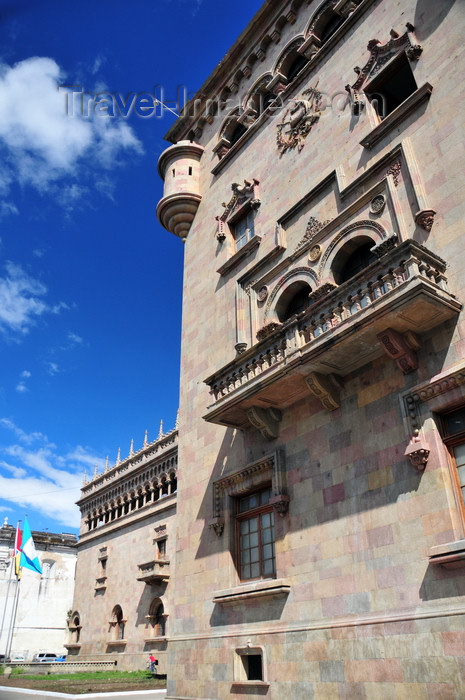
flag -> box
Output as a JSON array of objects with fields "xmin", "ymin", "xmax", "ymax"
[
  {"xmin": 13, "ymin": 522, "xmax": 22, "ymax": 579},
  {"xmin": 20, "ymin": 517, "xmax": 42, "ymax": 575}
]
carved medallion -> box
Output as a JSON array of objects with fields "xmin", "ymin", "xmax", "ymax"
[
  {"xmin": 276, "ymin": 84, "xmax": 321, "ymax": 155},
  {"xmin": 309, "ymin": 244, "xmax": 322, "ymax": 262},
  {"xmin": 370, "ymin": 194, "xmax": 386, "ymax": 214},
  {"xmin": 257, "ymin": 285, "xmax": 269, "ymax": 302}
]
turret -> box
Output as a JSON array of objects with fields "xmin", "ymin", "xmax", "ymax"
[{"xmin": 156, "ymin": 140, "xmax": 204, "ymax": 240}]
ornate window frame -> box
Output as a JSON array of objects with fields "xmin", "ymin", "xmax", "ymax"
[
  {"xmin": 402, "ymin": 364, "xmax": 465, "ymax": 568},
  {"xmin": 209, "ymin": 450, "xmax": 289, "ymax": 540},
  {"xmin": 216, "ymin": 179, "xmax": 262, "ymax": 276}
]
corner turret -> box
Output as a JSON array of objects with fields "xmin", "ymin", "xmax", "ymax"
[{"xmin": 156, "ymin": 140, "xmax": 204, "ymax": 240}]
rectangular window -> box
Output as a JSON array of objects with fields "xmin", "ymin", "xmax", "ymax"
[
  {"xmin": 365, "ymin": 52, "xmax": 417, "ymax": 121},
  {"xmin": 440, "ymin": 406, "xmax": 465, "ymax": 528},
  {"xmin": 234, "ymin": 211, "xmax": 255, "ymax": 251},
  {"xmin": 157, "ymin": 538, "xmax": 167, "ymax": 559},
  {"xmin": 242, "ymin": 654, "xmax": 263, "ymax": 681},
  {"xmin": 236, "ymin": 486, "xmax": 275, "ymax": 581}
]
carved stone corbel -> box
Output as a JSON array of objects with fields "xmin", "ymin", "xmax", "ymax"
[
  {"xmin": 246, "ymin": 406, "xmax": 282, "ymax": 440},
  {"xmin": 305, "ymin": 371, "xmax": 342, "ymax": 411},
  {"xmin": 415, "ymin": 209, "xmax": 436, "ymax": 232},
  {"xmin": 404, "ymin": 430, "xmax": 430, "ymax": 470},
  {"xmin": 377, "ymin": 328, "xmax": 419, "ymax": 374},
  {"xmin": 269, "ymin": 493, "xmax": 290, "ymax": 517},
  {"xmin": 209, "ymin": 517, "xmax": 225, "ymax": 537}
]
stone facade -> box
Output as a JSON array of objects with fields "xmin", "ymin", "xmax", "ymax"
[
  {"xmin": 70, "ymin": 429, "xmax": 178, "ymax": 672},
  {"xmin": 0, "ymin": 523, "xmax": 77, "ymax": 660},
  {"xmin": 157, "ymin": 0, "xmax": 465, "ymax": 698}
]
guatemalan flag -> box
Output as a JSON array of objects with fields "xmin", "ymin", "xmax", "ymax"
[{"xmin": 20, "ymin": 517, "xmax": 42, "ymax": 575}]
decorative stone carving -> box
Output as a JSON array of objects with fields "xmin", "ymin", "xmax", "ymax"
[
  {"xmin": 305, "ymin": 371, "xmax": 342, "ymax": 411},
  {"xmin": 387, "ymin": 159, "xmax": 402, "ymax": 187},
  {"xmin": 307, "ymin": 282, "xmax": 337, "ymax": 305},
  {"xmin": 235, "ymin": 342, "xmax": 248, "ymax": 355},
  {"xmin": 377, "ymin": 327, "xmax": 419, "ymax": 374},
  {"xmin": 406, "ymin": 44, "xmax": 423, "ymax": 61},
  {"xmin": 211, "ymin": 450, "xmax": 288, "ymax": 536},
  {"xmin": 415, "ymin": 209, "xmax": 436, "ymax": 232},
  {"xmin": 404, "ymin": 431, "xmax": 430, "ymax": 470},
  {"xmin": 370, "ymin": 194, "xmax": 386, "ymax": 214},
  {"xmin": 295, "ymin": 216, "xmax": 331, "ymax": 253},
  {"xmin": 371, "ymin": 234, "xmax": 398, "ymax": 258},
  {"xmin": 257, "ymin": 286, "xmax": 269, "ymax": 302},
  {"xmin": 257, "ymin": 322, "xmax": 282, "ymax": 342},
  {"xmin": 216, "ymin": 179, "xmax": 261, "ymax": 243},
  {"xmin": 309, "ymin": 244, "xmax": 322, "ymax": 262},
  {"xmin": 276, "ymin": 85, "xmax": 322, "ymax": 155},
  {"xmin": 246, "ymin": 406, "xmax": 282, "ymax": 440},
  {"xmin": 209, "ymin": 516, "xmax": 225, "ymax": 537},
  {"xmin": 346, "ymin": 25, "xmax": 423, "ymax": 114},
  {"xmin": 269, "ymin": 493, "xmax": 290, "ymax": 517}
]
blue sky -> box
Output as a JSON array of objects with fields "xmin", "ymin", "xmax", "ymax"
[{"xmin": 0, "ymin": 0, "xmax": 264, "ymax": 534}]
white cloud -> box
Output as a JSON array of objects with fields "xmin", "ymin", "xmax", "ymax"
[
  {"xmin": 67, "ymin": 332, "xmax": 83, "ymax": 345},
  {"xmin": 0, "ymin": 56, "xmax": 143, "ymax": 210},
  {"xmin": 0, "ymin": 418, "xmax": 47, "ymax": 445},
  {"xmin": 0, "ymin": 261, "xmax": 67, "ymax": 338},
  {"xmin": 15, "ymin": 381, "xmax": 28, "ymax": 393},
  {"xmin": 46, "ymin": 361, "xmax": 60, "ymax": 375},
  {"xmin": 0, "ymin": 419, "xmax": 105, "ymax": 528}
]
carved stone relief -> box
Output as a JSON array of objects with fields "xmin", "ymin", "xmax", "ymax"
[{"xmin": 276, "ymin": 84, "xmax": 322, "ymax": 155}]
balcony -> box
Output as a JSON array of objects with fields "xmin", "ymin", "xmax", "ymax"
[
  {"xmin": 136, "ymin": 559, "xmax": 170, "ymax": 584},
  {"xmin": 204, "ymin": 240, "xmax": 461, "ymax": 431}
]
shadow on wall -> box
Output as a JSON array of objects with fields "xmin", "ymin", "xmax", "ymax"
[
  {"xmin": 211, "ymin": 596, "xmax": 287, "ymax": 628},
  {"xmin": 419, "ymin": 561, "xmax": 465, "ymax": 603},
  {"xmin": 414, "ymin": 0, "xmax": 456, "ymax": 41}
]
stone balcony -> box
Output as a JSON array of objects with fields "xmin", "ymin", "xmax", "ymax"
[
  {"xmin": 204, "ymin": 239, "xmax": 461, "ymax": 433},
  {"xmin": 136, "ymin": 559, "xmax": 170, "ymax": 584}
]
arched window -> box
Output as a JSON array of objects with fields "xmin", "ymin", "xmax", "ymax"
[
  {"xmin": 69, "ymin": 612, "xmax": 81, "ymax": 645},
  {"xmin": 148, "ymin": 599, "xmax": 166, "ymax": 637},
  {"xmin": 111, "ymin": 605, "xmax": 125, "ymax": 640},
  {"xmin": 305, "ymin": 0, "xmax": 358, "ymax": 52},
  {"xmin": 332, "ymin": 238, "xmax": 377, "ymax": 285},
  {"xmin": 275, "ymin": 281, "xmax": 312, "ymax": 322}
]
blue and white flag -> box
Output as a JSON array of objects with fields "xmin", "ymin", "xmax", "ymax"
[{"xmin": 20, "ymin": 517, "xmax": 42, "ymax": 575}]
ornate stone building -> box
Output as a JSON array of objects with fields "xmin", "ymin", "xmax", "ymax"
[
  {"xmin": 0, "ymin": 522, "xmax": 77, "ymax": 660},
  {"xmin": 157, "ymin": 0, "xmax": 465, "ymax": 697},
  {"xmin": 69, "ymin": 427, "xmax": 178, "ymax": 672}
]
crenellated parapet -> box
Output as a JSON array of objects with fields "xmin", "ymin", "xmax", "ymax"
[{"xmin": 156, "ymin": 140, "xmax": 204, "ymax": 240}]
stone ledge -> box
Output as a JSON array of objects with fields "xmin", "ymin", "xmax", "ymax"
[
  {"xmin": 360, "ymin": 82, "xmax": 433, "ymax": 149},
  {"xmin": 429, "ymin": 539, "xmax": 465, "ymax": 569},
  {"xmin": 213, "ymin": 578, "xmax": 290, "ymax": 604}
]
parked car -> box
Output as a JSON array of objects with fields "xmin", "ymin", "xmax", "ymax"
[
  {"xmin": 56, "ymin": 655, "xmax": 67, "ymax": 662},
  {"xmin": 10, "ymin": 655, "xmax": 26, "ymax": 662},
  {"xmin": 32, "ymin": 652, "xmax": 58, "ymax": 662}
]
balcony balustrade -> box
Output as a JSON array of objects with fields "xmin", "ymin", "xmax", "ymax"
[
  {"xmin": 204, "ymin": 239, "xmax": 461, "ymax": 430},
  {"xmin": 136, "ymin": 559, "xmax": 170, "ymax": 584}
]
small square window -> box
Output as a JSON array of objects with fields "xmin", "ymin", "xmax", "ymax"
[
  {"xmin": 233, "ymin": 210, "xmax": 255, "ymax": 251},
  {"xmin": 242, "ymin": 654, "xmax": 263, "ymax": 681},
  {"xmin": 236, "ymin": 486, "xmax": 275, "ymax": 581},
  {"xmin": 234, "ymin": 646, "xmax": 267, "ymax": 685}
]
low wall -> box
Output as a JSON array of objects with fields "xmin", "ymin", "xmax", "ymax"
[{"xmin": 6, "ymin": 660, "xmax": 118, "ymax": 675}]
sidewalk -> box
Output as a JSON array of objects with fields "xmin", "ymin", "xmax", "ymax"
[{"xmin": 0, "ymin": 688, "xmax": 166, "ymax": 700}]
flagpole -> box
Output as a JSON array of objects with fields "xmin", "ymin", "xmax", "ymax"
[
  {"xmin": 0, "ymin": 549, "xmax": 15, "ymax": 654},
  {"xmin": 5, "ymin": 575, "xmax": 21, "ymax": 660}
]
